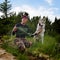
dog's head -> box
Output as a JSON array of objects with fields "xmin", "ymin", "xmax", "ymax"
[{"xmin": 39, "ymin": 17, "xmax": 46, "ymax": 25}]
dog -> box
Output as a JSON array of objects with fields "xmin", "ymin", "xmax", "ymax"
[{"xmin": 33, "ymin": 17, "xmax": 46, "ymax": 44}]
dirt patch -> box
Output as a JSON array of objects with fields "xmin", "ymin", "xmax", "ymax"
[
  {"xmin": 0, "ymin": 40, "xmax": 3, "ymax": 45},
  {"xmin": 0, "ymin": 48, "xmax": 16, "ymax": 60}
]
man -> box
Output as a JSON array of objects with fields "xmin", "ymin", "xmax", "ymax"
[{"xmin": 12, "ymin": 12, "xmax": 32, "ymax": 52}]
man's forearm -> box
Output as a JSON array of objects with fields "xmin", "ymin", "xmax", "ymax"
[{"xmin": 12, "ymin": 31, "xmax": 15, "ymax": 35}]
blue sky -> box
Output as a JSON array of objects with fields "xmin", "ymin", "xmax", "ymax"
[{"xmin": 0, "ymin": 0, "xmax": 60, "ymax": 22}]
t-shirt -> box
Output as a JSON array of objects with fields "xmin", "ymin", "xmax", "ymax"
[{"xmin": 15, "ymin": 23, "xmax": 29, "ymax": 38}]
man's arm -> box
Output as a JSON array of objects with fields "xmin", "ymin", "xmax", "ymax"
[
  {"xmin": 31, "ymin": 26, "xmax": 43, "ymax": 37},
  {"xmin": 37, "ymin": 28, "xmax": 43, "ymax": 34},
  {"xmin": 12, "ymin": 25, "xmax": 17, "ymax": 35},
  {"xmin": 13, "ymin": 26, "xmax": 17, "ymax": 32}
]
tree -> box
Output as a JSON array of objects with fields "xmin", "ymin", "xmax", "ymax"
[
  {"xmin": 0, "ymin": 0, "xmax": 12, "ymax": 36},
  {"xmin": 52, "ymin": 17, "xmax": 60, "ymax": 34},
  {"xmin": 45, "ymin": 17, "xmax": 51, "ymax": 34},
  {"xmin": 0, "ymin": 0, "xmax": 11, "ymax": 18},
  {"xmin": 30, "ymin": 16, "xmax": 40, "ymax": 33}
]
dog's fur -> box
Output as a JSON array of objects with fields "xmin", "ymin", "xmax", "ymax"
[{"xmin": 33, "ymin": 17, "xmax": 46, "ymax": 44}]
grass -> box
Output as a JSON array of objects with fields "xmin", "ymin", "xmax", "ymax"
[
  {"xmin": 1, "ymin": 34, "xmax": 60, "ymax": 60},
  {"xmin": 1, "ymin": 42, "xmax": 29, "ymax": 60},
  {"xmin": 27, "ymin": 34, "xmax": 60, "ymax": 60}
]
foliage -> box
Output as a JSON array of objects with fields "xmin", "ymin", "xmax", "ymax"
[
  {"xmin": 27, "ymin": 35, "xmax": 60, "ymax": 60},
  {"xmin": 55, "ymin": 35, "xmax": 60, "ymax": 43},
  {"xmin": 17, "ymin": 54, "xmax": 29, "ymax": 60},
  {"xmin": 0, "ymin": 0, "xmax": 11, "ymax": 18},
  {"xmin": 0, "ymin": 18, "xmax": 15, "ymax": 36},
  {"xmin": 52, "ymin": 18, "xmax": 60, "ymax": 34},
  {"xmin": 45, "ymin": 17, "xmax": 51, "ymax": 35},
  {"xmin": 0, "ymin": 1, "xmax": 60, "ymax": 60}
]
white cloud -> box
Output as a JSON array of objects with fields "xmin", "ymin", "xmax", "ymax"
[
  {"xmin": 11, "ymin": 5, "xmax": 60, "ymax": 22},
  {"xmin": 45, "ymin": 0, "xmax": 53, "ymax": 5},
  {"xmin": 0, "ymin": 12, "xmax": 3, "ymax": 17},
  {"xmin": 0, "ymin": 5, "xmax": 60, "ymax": 22}
]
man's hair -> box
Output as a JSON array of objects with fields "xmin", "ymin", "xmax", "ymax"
[
  {"xmin": 23, "ymin": 12, "xmax": 28, "ymax": 16},
  {"xmin": 22, "ymin": 12, "xmax": 29, "ymax": 19}
]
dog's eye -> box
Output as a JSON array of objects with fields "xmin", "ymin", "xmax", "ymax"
[{"xmin": 39, "ymin": 23, "xmax": 41, "ymax": 26}]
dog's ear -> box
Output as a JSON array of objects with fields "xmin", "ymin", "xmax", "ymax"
[
  {"xmin": 42, "ymin": 18, "xmax": 46, "ymax": 23},
  {"xmin": 44, "ymin": 18, "xmax": 46, "ymax": 23},
  {"xmin": 38, "ymin": 18, "xmax": 42, "ymax": 24},
  {"xmin": 42, "ymin": 17, "xmax": 46, "ymax": 23}
]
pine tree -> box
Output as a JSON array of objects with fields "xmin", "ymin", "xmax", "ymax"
[{"xmin": 0, "ymin": 0, "xmax": 11, "ymax": 18}]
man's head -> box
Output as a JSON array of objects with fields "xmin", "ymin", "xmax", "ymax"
[{"xmin": 21, "ymin": 12, "xmax": 29, "ymax": 24}]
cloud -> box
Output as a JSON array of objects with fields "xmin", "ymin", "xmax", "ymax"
[
  {"xmin": 11, "ymin": 5, "xmax": 60, "ymax": 22},
  {"xmin": 0, "ymin": 12, "xmax": 3, "ymax": 17},
  {"xmin": 0, "ymin": 5, "xmax": 60, "ymax": 22},
  {"xmin": 45, "ymin": 0, "xmax": 53, "ymax": 5}
]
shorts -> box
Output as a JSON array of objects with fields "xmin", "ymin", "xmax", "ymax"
[{"xmin": 14, "ymin": 38, "xmax": 31, "ymax": 49}]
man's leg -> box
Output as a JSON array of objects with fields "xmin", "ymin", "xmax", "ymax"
[
  {"xmin": 23, "ymin": 38, "xmax": 32, "ymax": 48},
  {"xmin": 14, "ymin": 38, "xmax": 25, "ymax": 52}
]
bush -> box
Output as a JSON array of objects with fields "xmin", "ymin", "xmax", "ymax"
[
  {"xmin": 1, "ymin": 35, "xmax": 10, "ymax": 42},
  {"xmin": 55, "ymin": 35, "xmax": 60, "ymax": 43},
  {"xmin": 47, "ymin": 31, "xmax": 58, "ymax": 37}
]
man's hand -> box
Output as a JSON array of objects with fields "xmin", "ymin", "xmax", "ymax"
[
  {"xmin": 13, "ymin": 26, "xmax": 17, "ymax": 32},
  {"xmin": 31, "ymin": 33, "xmax": 38, "ymax": 37},
  {"xmin": 12, "ymin": 26, "xmax": 17, "ymax": 35},
  {"xmin": 31, "ymin": 34, "xmax": 34, "ymax": 37},
  {"xmin": 34, "ymin": 33, "xmax": 38, "ymax": 35},
  {"xmin": 12, "ymin": 31, "xmax": 15, "ymax": 35}
]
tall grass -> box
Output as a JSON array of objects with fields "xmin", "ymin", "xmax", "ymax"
[
  {"xmin": 28, "ymin": 35, "xmax": 56, "ymax": 55},
  {"xmin": 1, "ymin": 34, "xmax": 60, "ymax": 60}
]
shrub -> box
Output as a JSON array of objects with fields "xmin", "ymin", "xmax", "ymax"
[{"xmin": 55, "ymin": 35, "xmax": 60, "ymax": 43}]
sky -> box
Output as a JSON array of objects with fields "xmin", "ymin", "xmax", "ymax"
[{"xmin": 0, "ymin": 0, "xmax": 60, "ymax": 22}]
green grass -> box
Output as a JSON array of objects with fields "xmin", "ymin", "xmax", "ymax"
[
  {"xmin": 1, "ymin": 42, "xmax": 29, "ymax": 60},
  {"xmin": 28, "ymin": 35, "xmax": 56, "ymax": 54},
  {"xmin": 1, "ymin": 34, "xmax": 60, "ymax": 60},
  {"xmin": 27, "ymin": 34, "xmax": 60, "ymax": 60}
]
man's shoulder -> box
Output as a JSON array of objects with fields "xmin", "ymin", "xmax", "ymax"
[{"xmin": 16, "ymin": 23, "xmax": 21, "ymax": 27}]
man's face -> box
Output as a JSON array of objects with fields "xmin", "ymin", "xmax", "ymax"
[{"xmin": 22, "ymin": 18, "xmax": 28, "ymax": 24}]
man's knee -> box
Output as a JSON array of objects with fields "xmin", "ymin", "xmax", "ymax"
[
  {"xmin": 24, "ymin": 41, "xmax": 32, "ymax": 48},
  {"xmin": 18, "ymin": 43, "xmax": 25, "ymax": 52}
]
